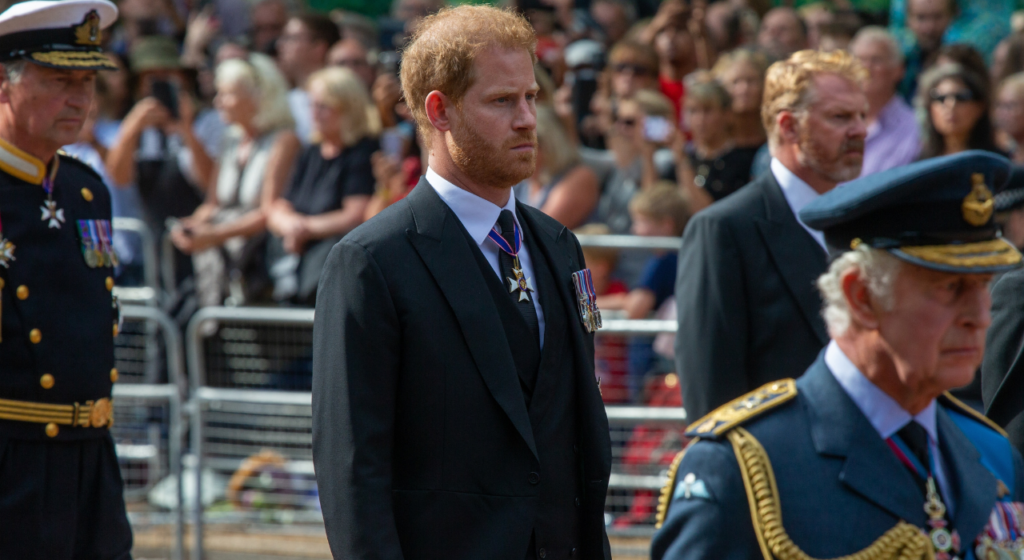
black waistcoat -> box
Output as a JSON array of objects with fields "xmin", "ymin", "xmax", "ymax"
[{"xmin": 465, "ymin": 215, "xmax": 581, "ymax": 559}]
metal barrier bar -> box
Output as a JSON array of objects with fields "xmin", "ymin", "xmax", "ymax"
[
  {"xmin": 113, "ymin": 218, "xmax": 160, "ymax": 295},
  {"xmin": 119, "ymin": 305, "xmax": 185, "ymax": 560},
  {"xmin": 576, "ymin": 234, "xmax": 680, "ymax": 251}
]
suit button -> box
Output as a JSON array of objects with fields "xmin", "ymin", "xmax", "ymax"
[
  {"xmin": 29, "ymin": 329, "xmax": 41, "ymax": 343},
  {"xmin": 110, "ymin": 368, "xmax": 119, "ymax": 383},
  {"xmin": 571, "ymin": 548, "xmax": 577, "ymax": 556},
  {"xmin": 16, "ymin": 285, "xmax": 28, "ymax": 300},
  {"xmin": 575, "ymin": 497, "xmax": 580, "ymax": 506},
  {"xmin": 528, "ymin": 472, "xmax": 540, "ymax": 485},
  {"xmin": 40, "ymin": 373, "xmax": 54, "ymax": 389},
  {"xmin": 45, "ymin": 423, "xmax": 58, "ymax": 437},
  {"xmin": 538, "ymin": 548, "xmax": 546, "ymax": 559}
]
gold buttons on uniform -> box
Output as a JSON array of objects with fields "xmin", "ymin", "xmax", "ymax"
[
  {"xmin": 81, "ymin": 187, "xmax": 93, "ymax": 201},
  {"xmin": 110, "ymin": 368, "xmax": 118, "ymax": 383},
  {"xmin": 112, "ymin": 324, "xmax": 118, "ymax": 337},
  {"xmin": 105, "ymin": 277, "xmax": 114, "ymax": 291},
  {"xmin": 29, "ymin": 328, "xmax": 41, "ymax": 343},
  {"xmin": 45, "ymin": 423, "xmax": 58, "ymax": 437},
  {"xmin": 16, "ymin": 285, "xmax": 28, "ymax": 300},
  {"xmin": 40, "ymin": 373, "xmax": 54, "ymax": 389},
  {"xmin": 0, "ymin": 278, "xmax": 5, "ymax": 289}
]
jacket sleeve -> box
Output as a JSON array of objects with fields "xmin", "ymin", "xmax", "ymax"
[
  {"xmin": 312, "ymin": 240, "xmax": 404, "ymax": 560},
  {"xmin": 650, "ymin": 440, "xmax": 761, "ymax": 560},
  {"xmin": 982, "ymin": 269, "xmax": 1024, "ymax": 426},
  {"xmin": 675, "ymin": 213, "xmax": 750, "ymax": 422}
]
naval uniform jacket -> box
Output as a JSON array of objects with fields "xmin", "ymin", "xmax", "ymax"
[
  {"xmin": 674, "ymin": 171, "xmax": 829, "ymax": 422},
  {"xmin": 652, "ymin": 352, "xmax": 1024, "ymax": 560},
  {"xmin": 0, "ymin": 144, "xmax": 118, "ymax": 441},
  {"xmin": 311, "ymin": 179, "xmax": 613, "ymax": 560}
]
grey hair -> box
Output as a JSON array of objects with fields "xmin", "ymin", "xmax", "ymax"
[
  {"xmin": 851, "ymin": 26, "xmax": 904, "ymax": 66},
  {"xmin": 2, "ymin": 60, "xmax": 27, "ymax": 84},
  {"xmin": 816, "ymin": 245, "xmax": 903, "ymax": 336}
]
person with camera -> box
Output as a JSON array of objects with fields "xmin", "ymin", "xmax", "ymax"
[{"xmin": 674, "ymin": 49, "xmax": 868, "ymax": 422}]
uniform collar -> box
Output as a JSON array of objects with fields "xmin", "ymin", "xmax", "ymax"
[
  {"xmin": 425, "ymin": 167, "xmax": 519, "ymax": 245},
  {"xmin": 824, "ymin": 340, "xmax": 938, "ymax": 444},
  {"xmin": 0, "ymin": 136, "xmax": 46, "ymax": 184}
]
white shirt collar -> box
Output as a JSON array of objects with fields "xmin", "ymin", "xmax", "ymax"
[
  {"xmin": 425, "ymin": 167, "xmax": 519, "ymax": 244},
  {"xmin": 824, "ymin": 340, "xmax": 938, "ymax": 444},
  {"xmin": 770, "ymin": 158, "xmax": 827, "ymax": 251}
]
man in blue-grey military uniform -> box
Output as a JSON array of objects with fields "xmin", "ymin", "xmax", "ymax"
[
  {"xmin": 652, "ymin": 151, "xmax": 1024, "ymax": 560},
  {"xmin": 0, "ymin": 1, "xmax": 131, "ymax": 559}
]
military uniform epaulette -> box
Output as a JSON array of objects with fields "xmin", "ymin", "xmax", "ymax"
[
  {"xmin": 684, "ymin": 379, "xmax": 798, "ymax": 439},
  {"xmin": 56, "ymin": 150, "xmax": 103, "ymax": 183},
  {"xmin": 940, "ymin": 391, "xmax": 1009, "ymax": 437}
]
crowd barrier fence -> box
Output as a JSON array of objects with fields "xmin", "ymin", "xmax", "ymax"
[
  {"xmin": 184, "ymin": 305, "xmax": 682, "ymax": 559},
  {"xmin": 116, "ymin": 305, "xmax": 186, "ymax": 560}
]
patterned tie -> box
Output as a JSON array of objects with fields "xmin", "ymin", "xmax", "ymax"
[{"xmin": 496, "ymin": 210, "xmax": 540, "ymax": 346}]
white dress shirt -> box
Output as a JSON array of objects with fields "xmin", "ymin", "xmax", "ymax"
[
  {"xmin": 425, "ymin": 167, "xmax": 546, "ymax": 347},
  {"xmin": 824, "ymin": 341, "xmax": 954, "ymax": 514},
  {"xmin": 770, "ymin": 158, "xmax": 827, "ymax": 252}
]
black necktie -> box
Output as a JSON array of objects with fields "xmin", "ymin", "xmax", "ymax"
[
  {"xmin": 897, "ymin": 420, "xmax": 931, "ymax": 497},
  {"xmin": 496, "ymin": 210, "xmax": 540, "ymax": 346}
]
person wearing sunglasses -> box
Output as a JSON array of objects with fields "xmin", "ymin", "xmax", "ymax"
[{"xmin": 917, "ymin": 63, "xmax": 1001, "ymax": 160}]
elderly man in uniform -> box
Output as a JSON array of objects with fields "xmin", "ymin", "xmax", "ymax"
[
  {"xmin": 653, "ymin": 150, "xmax": 1024, "ymax": 560},
  {"xmin": 0, "ymin": 1, "xmax": 131, "ymax": 559}
]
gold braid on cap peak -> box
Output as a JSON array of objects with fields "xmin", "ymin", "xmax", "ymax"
[{"xmin": 728, "ymin": 427, "xmax": 933, "ymax": 560}]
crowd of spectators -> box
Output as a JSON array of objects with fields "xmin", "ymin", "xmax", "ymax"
[{"xmin": 49, "ymin": 0, "xmax": 1024, "ymax": 408}]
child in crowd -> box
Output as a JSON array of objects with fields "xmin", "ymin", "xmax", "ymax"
[{"xmin": 598, "ymin": 182, "xmax": 691, "ymax": 320}]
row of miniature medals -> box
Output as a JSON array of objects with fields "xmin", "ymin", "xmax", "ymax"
[{"xmin": 486, "ymin": 218, "xmax": 601, "ymax": 333}]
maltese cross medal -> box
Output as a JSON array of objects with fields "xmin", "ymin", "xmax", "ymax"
[{"xmin": 507, "ymin": 266, "xmax": 535, "ymax": 302}]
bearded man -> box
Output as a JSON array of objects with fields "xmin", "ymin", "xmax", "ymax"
[
  {"xmin": 311, "ymin": 6, "xmax": 612, "ymax": 560},
  {"xmin": 675, "ymin": 49, "xmax": 869, "ymax": 421}
]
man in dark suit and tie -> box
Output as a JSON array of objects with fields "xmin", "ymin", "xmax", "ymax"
[
  {"xmin": 675, "ymin": 49, "xmax": 869, "ymax": 421},
  {"xmin": 311, "ymin": 6, "xmax": 611, "ymax": 560}
]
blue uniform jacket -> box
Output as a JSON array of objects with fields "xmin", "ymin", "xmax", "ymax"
[{"xmin": 652, "ymin": 353, "xmax": 1024, "ymax": 560}]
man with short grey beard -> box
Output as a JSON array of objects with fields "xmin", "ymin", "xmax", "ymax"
[{"xmin": 674, "ymin": 49, "xmax": 868, "ymax": 422}]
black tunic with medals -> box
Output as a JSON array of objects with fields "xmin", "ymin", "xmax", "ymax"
[{"xmin": 0, "ymin": 148, "xmax": 117, "ymax": 441}]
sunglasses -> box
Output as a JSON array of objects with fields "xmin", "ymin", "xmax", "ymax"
[
  {"xmin": 613, "ymin": 63, "xmax": 652, "ymax": 76},
  {"xmin": 615, "ymin": 117, "xmax": 637, "ymax": 127},
  {"xmin": 930, "ymin": 90, "xmax": 975, "ymax": 104}
]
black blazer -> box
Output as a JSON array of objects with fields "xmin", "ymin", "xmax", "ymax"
[
  {"xmin": 982, "ymin": 268, "xmax": 1024, "ymax": 451},
  {"xmin": 674, "ymin": 171, "xmax": 830, "ymax": 421},
  {"xmin": 311, "ymin": 179, "xmax": 612, "ymax": 560}
]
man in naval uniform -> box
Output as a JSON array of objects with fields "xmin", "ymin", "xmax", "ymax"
[
  {"xmin": 653, "ymin": 151, "xmax": 1024, "ymax": 560},
  {"xmin": 0, "ymin": 1, "xmax": 131, "ymax": 559},
  {"xmin": 311, "ymin": 5, "xmax": 611, "ymax": 560}
]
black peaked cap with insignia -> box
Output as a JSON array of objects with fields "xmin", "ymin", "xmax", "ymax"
[
  {"xmin": 0, "ymin": 0, "xmax": 118, "ymax": 71},
  {"xmin": 799, "ymin": 150, "xmax": 1023, "ymax": 273}
]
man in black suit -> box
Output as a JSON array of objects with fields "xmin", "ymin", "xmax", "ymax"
[
  {"xmin": 675, "ymin": 49, "xmax": 869, "ymax": 421},
  {"xmin": 311, "ymin": 6, "xmax": 612, "ymax": 560}
]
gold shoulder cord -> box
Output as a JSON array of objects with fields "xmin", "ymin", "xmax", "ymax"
[
  {"xmin": 727, "ymin": 427, "xmax": 934, "ymax": 560},
  {"xmin": 654, "ymin": 439, "xmax": 698, "ymax": 529}
]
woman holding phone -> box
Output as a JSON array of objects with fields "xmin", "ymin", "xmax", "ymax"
[{"xmin": 169, "ymin": 52, "xmax": 300, "ymax": 306}]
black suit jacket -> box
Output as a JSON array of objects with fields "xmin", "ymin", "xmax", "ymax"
[
  {"xmin": 674, "ymin": 171, "xmax": 830, "ymax": 421},
  {"xmin": 982, "ymin": 268, "xmax": 1024, "ymax": 451},
  {"xmin": 311, "ymin": 179, "xmax": 612, "ymax": 560}
]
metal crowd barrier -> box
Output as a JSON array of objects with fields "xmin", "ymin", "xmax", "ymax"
[
  {"xmin": 116, "ymin": 305, "xmax": 186, "ymax": 560},
  {"xmin": 113, "ymin": 217, "xmax": 160, "ymax": 297},
  {"xmin": 576, "ymin": 234, "xmax": 680, "ymax": 251},
  {"xmin": 185, "ymin": 306, "xmax": 683, "ymax": 558}
]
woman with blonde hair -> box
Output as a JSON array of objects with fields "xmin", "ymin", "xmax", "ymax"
[
  {"xmin": 513, "ymin": 104, "xmax": 599, "ymax": 228},
  {"xmin": 711, "ymin": 48, "xmax": 769, "ymax": 149},
  {"xmin": 265, "ymin": 66, "xmax": 379, "ymax": 305},
  {"xmin": 170, "ymin": 52, "xmax": 301, "ymax": 305}
]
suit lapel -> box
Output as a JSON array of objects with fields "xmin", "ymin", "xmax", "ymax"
[
  {"xmin": 752, "ymin": 174, "xmax": 829, "ymax": 345},
  {"xmin": 800, "ymin": 358, "xmax": 926, "ymax": 525},
  {"xmin": 405, "ymin": 181, "xmax": 538, "ymax": 459},
  {"xmin": 936, "ymin": 406, "xmax": 997, "ymax": 540}
]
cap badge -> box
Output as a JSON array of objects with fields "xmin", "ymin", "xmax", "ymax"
[
  {"xmin": 963, "ymin": 173, "xmax": 994, "ymax": 226},
  {"xmin": 74, "ymin": 11, "xmax": 101, "ymax": 47}
]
